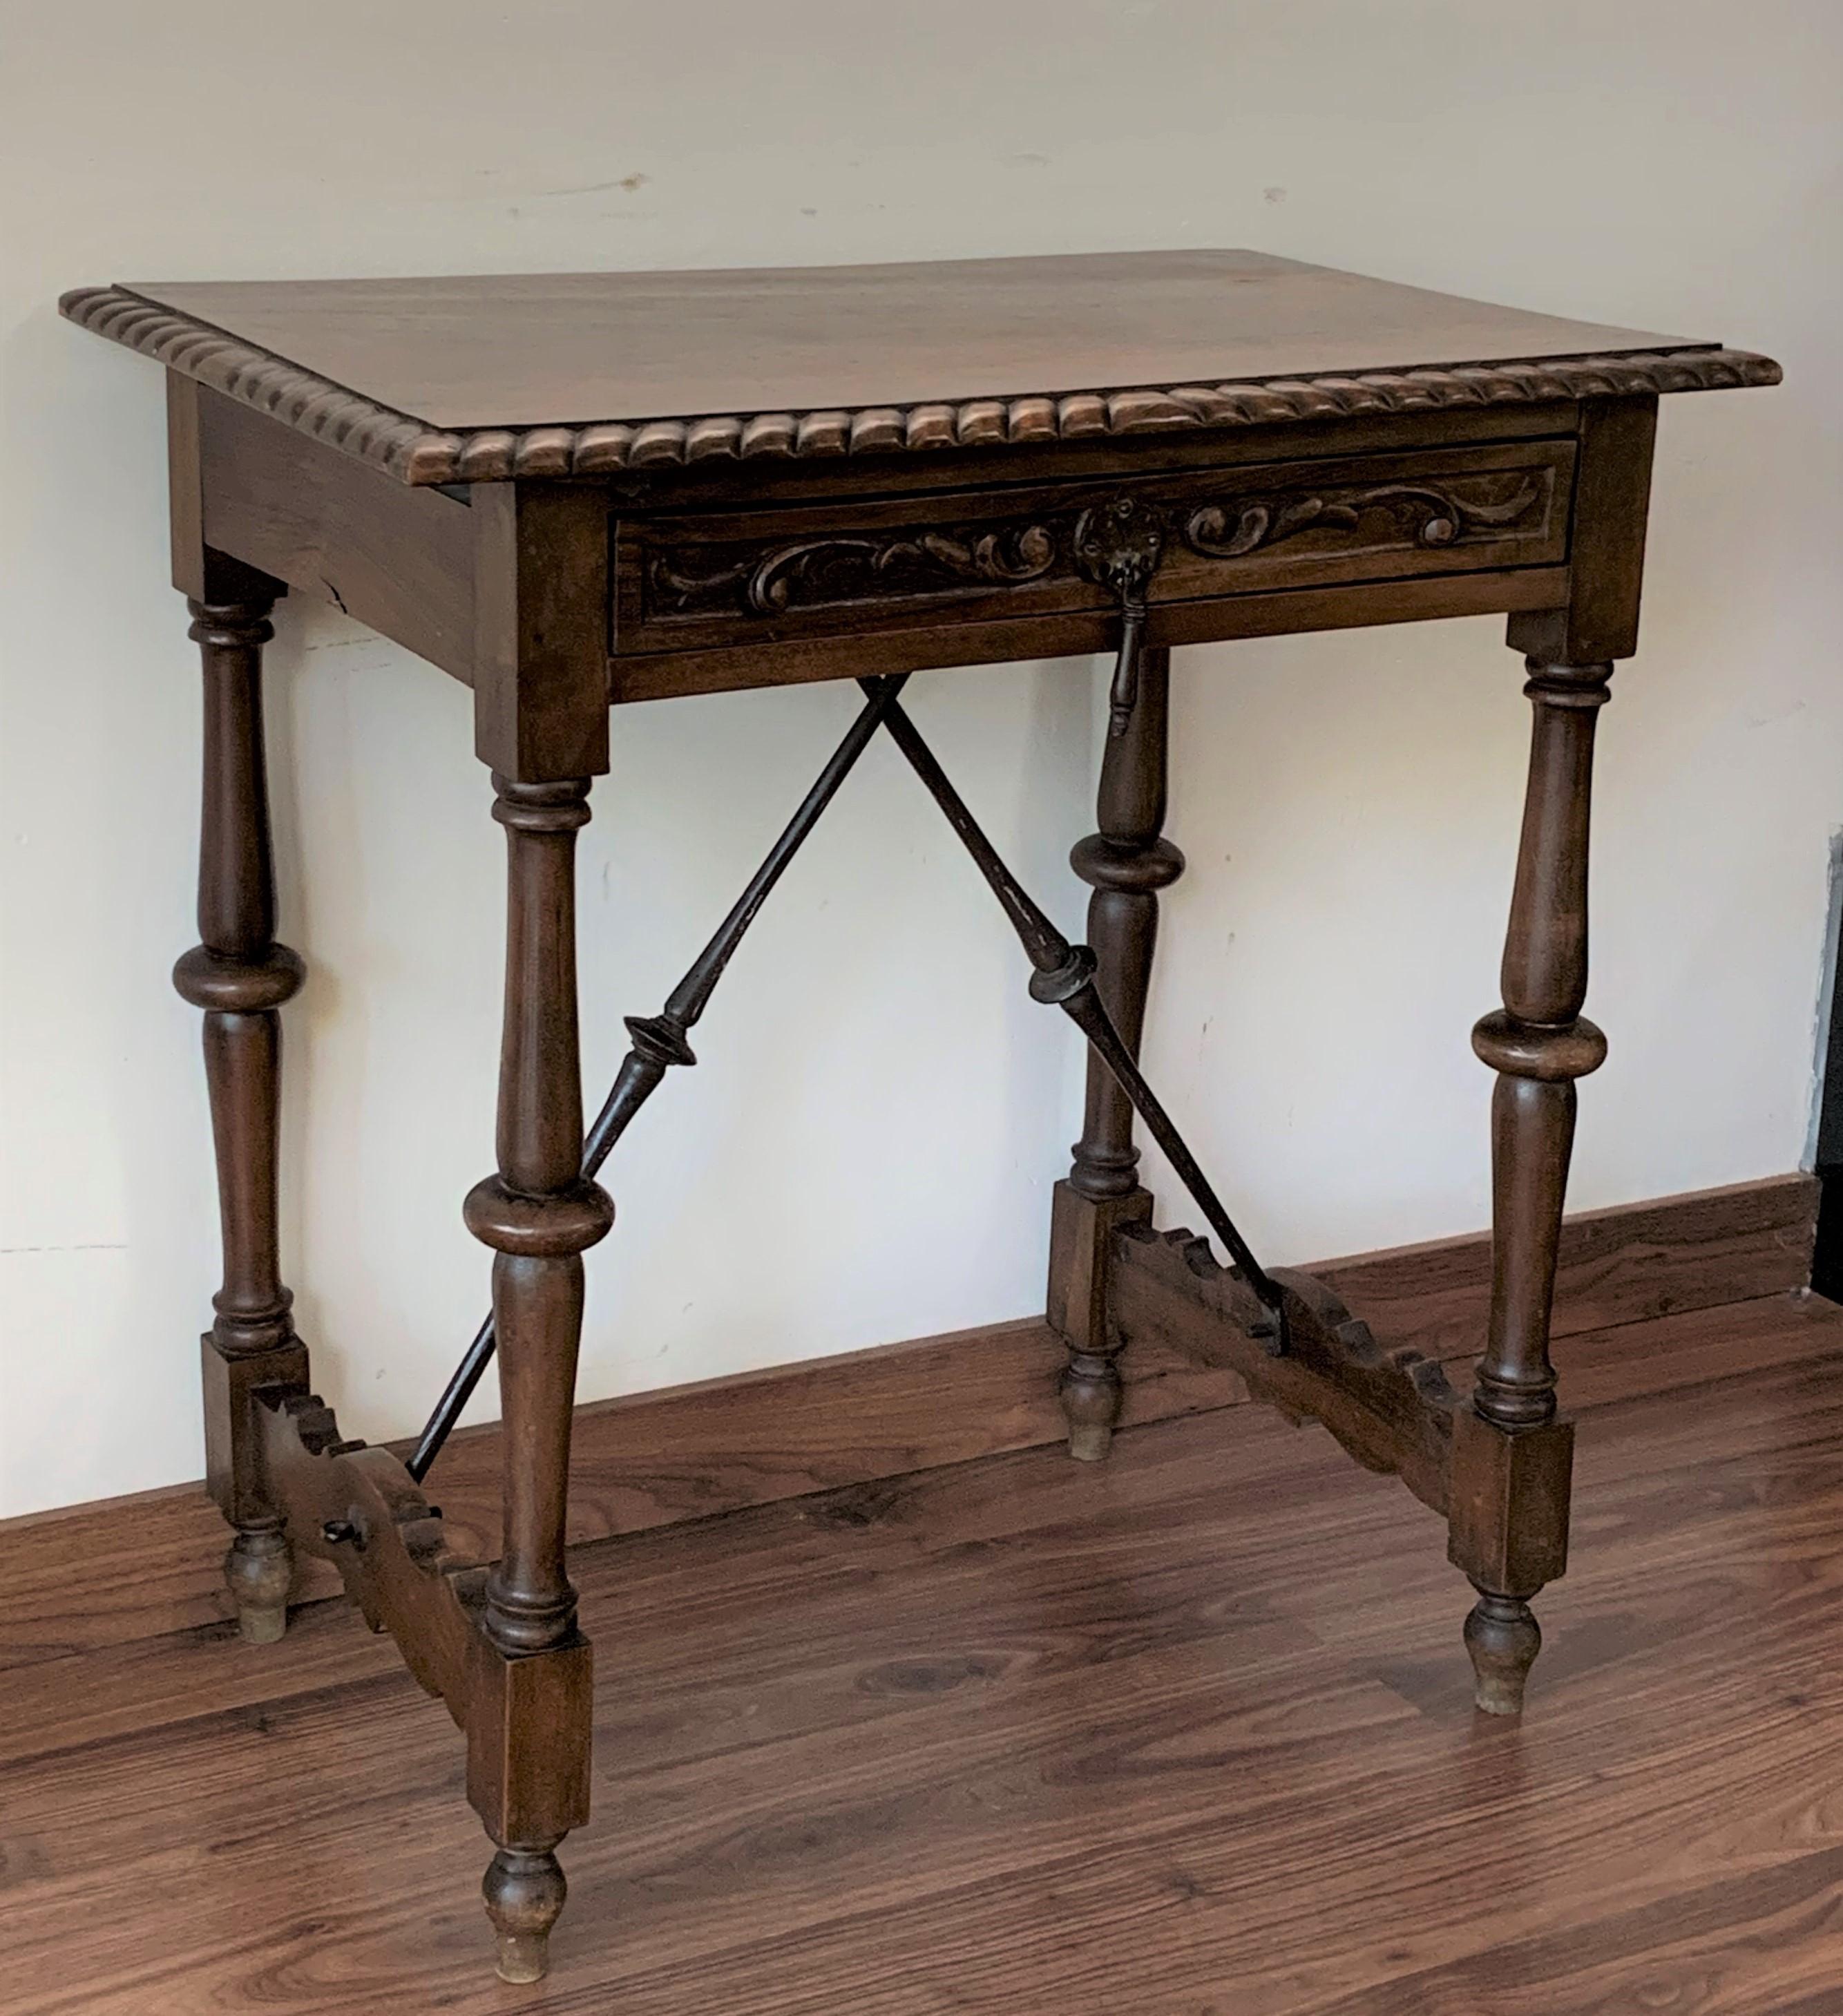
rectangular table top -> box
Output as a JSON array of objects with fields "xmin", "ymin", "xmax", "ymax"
[{"xmin": 62, "ymin": 249, "xmax": 1777, "ymax": 486}]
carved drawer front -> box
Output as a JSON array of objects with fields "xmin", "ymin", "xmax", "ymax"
[{"xmin": 611, "ymin": 438, "xmax": 1575, "ymax": 658}]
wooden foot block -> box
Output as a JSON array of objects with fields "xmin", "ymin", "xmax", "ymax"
[
  {"xmin": 203, "ymin": 1336, "xmax": 309, "ymax": 1639},
  {"xmin": 201, "ymin": 1335, "xmax": 309, "ymax": 1526},
  {"xmin": 1050, "ymin": 1183, "xmax": 1151, "ymax": 1458},
  {"xmin": 466, "ymin": 1633, "xmax": 594, "ymax": 1847},
  {"xmin": 1047, "ymin": 1181, "xmax": 1152, "ymax": 1353},
  {"xmin": 1446, "ymin": 1405, "xmax": 1574, "ymax": 1592}
]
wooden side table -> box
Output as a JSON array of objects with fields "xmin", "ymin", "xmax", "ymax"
[{"xmin": 62, "ymin": 249, "xmax": 1779, "ymax": 1983}]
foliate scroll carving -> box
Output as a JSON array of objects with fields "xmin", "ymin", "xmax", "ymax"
[
  {"xmin": 650, "ymin": 518, "xmax": 1062, "ymax": 618},
  {"xmin": 1185, "ymin": 474, "xmax": 1543, "ymax": 559},
  {"xmin": 644, "ymin": 463, "xmax": 1554, "ymax": 629},
  {"xmin": 60, "ymin": 286, "xmax": 1781, "ymax": 486}
]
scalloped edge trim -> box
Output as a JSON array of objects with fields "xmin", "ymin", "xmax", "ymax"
[{"xmin": 61, "ymin": 284, "xmax": 1782, "ymax": 487}]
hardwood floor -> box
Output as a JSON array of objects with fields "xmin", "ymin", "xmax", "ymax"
[
  {"xmin": 7, "ymin": 1288, "xmax": 1843, "ymax": 2013},
  {"xmin": 8, "ymin": 1173, "xmax": 1816, "ymax": 1670}
]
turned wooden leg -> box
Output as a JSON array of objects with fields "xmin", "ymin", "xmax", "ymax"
[
  {"xmin": 463, "ymin": 775, "xmax": 612, "ymax": 1983},
  {"xmin": 171, "ymin": 594, "xmax": 309, "ymax": 1645},
  {"xmin": 1450, "ymin": 656, "xmax": 1609, "ymax": 1713},
  {"xmin": 1048, "ymin": 646, "xmax": 1183, "ymax": 1458}
]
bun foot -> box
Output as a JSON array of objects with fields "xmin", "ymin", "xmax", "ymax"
[
  {"xmin": 1464, "ymin": 1587, "xmax": 1541, "ymax": 1716},
  {"xmin": 484, "ymin": 1846, "xmax": 566, "ymax": 1984},
  {"xmin": 225, "ymin": 1528, "xmax": 292, "ymax": 1645}
]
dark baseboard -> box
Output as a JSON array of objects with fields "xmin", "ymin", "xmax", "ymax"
[
  {"xmin": 1811, "ymin": 1164, "xmax": 1843, "ymax": 1303},
  {"xmin": 1, "ymin": 1172, "xmax": 1815, "ymax": 1669}
]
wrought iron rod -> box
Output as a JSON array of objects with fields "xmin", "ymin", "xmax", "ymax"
[
  {"xmin": 408, "ymin": 674, "xmax": 910, "ymax": 1482},
  {"xmin": 870, "ymin": 684, "xmax": 1285, "ymax": 1333}
]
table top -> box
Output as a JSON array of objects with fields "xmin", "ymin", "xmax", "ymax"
[{"xmin": 62, "ymin": 249, "xmax": 1779, "ymax": 486}]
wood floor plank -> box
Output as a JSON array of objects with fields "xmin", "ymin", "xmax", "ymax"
[
  {"xmin": 1, "ymin": 1293, "xmax": 1833, "ymax": 1778},
  {"xmin": 574, "ymin": 1410, "xmax": 1843, "ymax": 2003},
  {"xmin": 1302, "ymin": 1846, "xmax": 1843, "ymax": 2015},
  {"xmin": 1321, "ymin": 1172, "xmax": 1820, "ymax": 1357},
  {"xmin": 4, "ymin": 1287, "xmax": 1842, "ymax": 2011},
  {"xmin": 4, "ymin": 1174, "xmax": 1812, "ymax": 1668},
  {"xmin": 523, "ymin": 1493, "xmax": 1843, "ymax": 2015},
  {"xmin": 0, "ymin": 1317, "xmax": 1222, "ymax": 1670}
]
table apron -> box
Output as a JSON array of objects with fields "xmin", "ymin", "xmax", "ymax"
[
  {"xmin": 609, "ymin": 562, "xmax": 1569, "ymax": 703},
  {"xmin": 609, "ymin": 436, "xmax": 1574, "ymax": 698}
]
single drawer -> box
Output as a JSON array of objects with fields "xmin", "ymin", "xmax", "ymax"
[{"xmin": 611, "ymin": 437, "xmax": 1575, "ymax": 660}]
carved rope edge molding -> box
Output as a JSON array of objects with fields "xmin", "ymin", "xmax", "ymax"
[{"xmin": 61, "ymin": 285, "xmax": 1784, "ymax": 488}]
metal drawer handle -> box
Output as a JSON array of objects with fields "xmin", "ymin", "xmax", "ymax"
[{"xmin": 1075, "ymin": 497, "xmax": 1167, "ymax": 736}]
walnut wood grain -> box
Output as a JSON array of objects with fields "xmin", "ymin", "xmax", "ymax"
[
  {"xmin": 0, "ymin": 1175, "xmax": 1814, "ymax": 1671},
  {"xmin": 4, "ymin": 1292, "xmax": 1842, "ymax": 2013},
  {"xmin": 256, "ymin": 1387, "xmax": 482, "ymax": 1716},
  {"xmin": 1444, "ymin": 650, "xmax": 1616, "ymax": 1711},
  {"xmin": 1048, "ymin": 642, "xmax": 1183, "ymax": 1457},
  {"xmin": 611, "ymin": 439, "xmax": 1573, "ymax": 658},
  {"xmin": 1109, "ymin": 1224, "xmax": 1462, "ymax": 1514},
  {"xmin": 461, "ymin": 772, "xmax": 609, "ymax": 1978},
  {"xmin": 1312, "ymin": 1172, "xmax": 1819, "ymax": 1357},
  {"xmin": 3, "ymin": 1291, "xmax": 1828, "ymax": 1776},
  {"xmin": 49, "ymin": 243, "xmax": 1791, "ymax": 1992},
  {"xmin": 608, "ymin": 563, "xmax": 1574, "ymax": 703},
  {"xmin": 188, "ymin": 381, "xmax": 477, "ymax": 680},
  {"xmin": 59, "ymin": 254, "xmax": 1779, "ymax": 486},
  {"xmin": 253, "ymin": 1378, "xmax": 592, "ymax": 1983},
  {"xmin": 168, "ymin": 591, "xmax": 312, "ymax": 1648},
  {"xmin": 1509, "ymin": 396, "xmax": 1659, "ymax": 665}
]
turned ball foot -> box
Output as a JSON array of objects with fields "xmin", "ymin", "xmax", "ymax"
[
  {"xmin": 1060, "ymin": 1351, "xmax": 1121, "ymax": 1463},
  {"xmin": 225, "ymin": 1527, "xmax": 292, "ymax": 1645},
  {"xmin": 484, "ymin": 1846, "xmax": 567, "ymax": 1984},
  {"xmin": 1464, "ymin": 1586, "xmax": 1541, "ymax": 1716}
]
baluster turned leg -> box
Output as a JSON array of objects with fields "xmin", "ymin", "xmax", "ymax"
[
  {"xmin": 1048, "ymin": 645, "xmax": 1185, "ymax": 1458},
  {"xmin": 1450, "ymin": 657, "xmax": 1611, "ymax": 1713},
  {"xmin": 171, "ymin": 595, "xmax": 309, "ymax": 1645},
  {"xmin": 463, "ymin": 776, "xmax": 613, "ymax": 1982}
]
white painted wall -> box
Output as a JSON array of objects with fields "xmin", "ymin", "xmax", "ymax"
[{"xmin": 3, "ymin": 1, "xmax": 1838, "ymax": 1519}]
